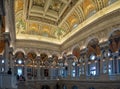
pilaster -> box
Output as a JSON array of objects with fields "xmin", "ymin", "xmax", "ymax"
[
  {"xmin": 66, "ymin": 55, "xmax": 74, "ymax": 79},
  {"xmin": 99, "ymin": 41, "xmax": 109, "ymax": 80}
]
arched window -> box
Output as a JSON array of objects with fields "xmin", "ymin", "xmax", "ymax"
[
  {"xmin": 58, "ymin": 60, "xmax": 67, "ymax": 78},
  {"xmin": 14, "ymin": 52, "xmax": 25, "ymax": 77},
  {"xmin": 79, "ymin": 56, "xmax": 85, "ymax": 76},
  {"xmin": 88, "ymin": 54, "xmax": 97, "ymax": 76},
  {"xmin": 89, "ymin": 63, "xmax": 96, "ymax": 76},
  {"xmin": 102, "ymin": 50, "xmax": 112, "ymax": 74},
  {"xmin": 86, "ymin": 38, "xmax": 101, "ymax": 76},
  {"xmin": 90, "ymin": 54, "xmax": 96, "ymax": 61},
  {"xmin": 72, "ymin": 62, "xmax": 76, "ymax": 77},
  {"xmin": 107, "ymin": 50, "xmax": 113, "ymax": 75},
  {"xmin": 108, "ymin": 30, "xmax": 120, "ymax": 75},
  {"xmin": 17, "ymin": 68, "xmax": 22, "ymax": 76},
  {"xmin": 17, "ymin": 59, "xmax": 23, "ymax": 64}
]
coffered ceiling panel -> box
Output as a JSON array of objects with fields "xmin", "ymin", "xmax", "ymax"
[{"xmin": 14, "ymin": 0, "xmax": 117, "ymax": 44}]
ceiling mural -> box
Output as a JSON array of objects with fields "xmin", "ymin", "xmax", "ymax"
[
  {"xmin": 15, "ymin": 12, "xmax": 26, "ymax": 34},
  {"xmin": 81, "ymin": 0, "xmax": 96, "ymax": 18},
  {"xmin": 15, "ymin": 0, "xmax": 24, "ymax": 13},
  {"xmin": 14, "ymin": 0, "xmax": 117, "ymax": 43},
  {"xmin": 49, "ymin": 0, "xmax": 63, "ymax": 12}
]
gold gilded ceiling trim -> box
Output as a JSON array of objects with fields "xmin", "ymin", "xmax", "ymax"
[
  {"xmin": 61, "ymin": 1, "xmax": 120, "ymax": 44},
  {"xmin": 16, "ymin": 1, "xmax": 120, "ymax": 45}
]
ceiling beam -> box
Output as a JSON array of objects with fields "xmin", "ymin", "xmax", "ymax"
[
  {"xmin": 23, "ymin": 0, "xmax": 29, "ymax": 19},
  {"xmin": 58, "ymin": 0, "xmax": 71, "ymax": 21},
  {"xmin": 59, "ymin": 0, "xmax": 81, "ymax": 27},
  {"xmin": 29, "ymin": 0, "xmax": 33, "ymax": 15},
  {"xmin": 43, "ymin": 0, "xmax": 51, "ymax": 16}
]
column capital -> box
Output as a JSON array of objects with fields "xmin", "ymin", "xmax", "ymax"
[
  {"xmin": 3, "ymin": 32, "xmax": 10, "ymax": 39},
  {"xmin": 99, "ymin": 41, "xmax": 109, "ymax": 50},
  {"xmin": 9, "ymin": 47, "xmax": 13, "ymax": 53},
  {"xmin": 3, "ymin": 32, "xmax": 11, "ymax": 43}
]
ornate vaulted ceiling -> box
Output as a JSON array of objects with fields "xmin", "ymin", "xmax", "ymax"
[{"xmin": 15, "ymin": 0, "xmax": 116, "ymax": 44}]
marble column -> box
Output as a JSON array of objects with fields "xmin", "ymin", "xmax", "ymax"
[
  {"xmin": 84, "ymin": 56, "xmax": 87, "ymax": 78},
  {"xmin": 9, "ymin": 48, "xmax": 13, "ymax": 69},
  {"xmin": 4, "ymin": 32, "xmax": 10, "ymax": 73},
  {"xmin": 99, "ymin": 41, "xmax": 109, "ymax": 80},
  {"xmin": 11, "ymin": 55, "xmax": 15, "ymax": 76},
  {"xmin": 67, "ymin": 58, "xmax": 73, "ymax": 79},
  {"xmin": 49, "ymin": 67, "xmax": 52, "ymax": 79},
  {"xmin": 37, "ymin": 61, "xmax": 40, "ymax": 80},
  {"xmin": 24, "ymin": 56, "xmax": 27, "ymax": 80},
  {"xmin": 9, "ymin": 48, "xmax": 14, "ymax": 76}
]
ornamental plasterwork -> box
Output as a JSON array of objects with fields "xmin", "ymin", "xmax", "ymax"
[
  {"xmin": 14, "ymin": 0, "xmax": 118, "ymax": 44},
  {"xmin": 63, "ymin": 24, "xmax": 120, "ymax": 55}
]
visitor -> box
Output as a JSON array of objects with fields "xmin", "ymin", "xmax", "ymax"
[{"xmin": 7, "ymin": 68, "xmax": 12, "ymax": 75}]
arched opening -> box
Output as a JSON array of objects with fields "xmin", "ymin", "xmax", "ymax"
[
  {"xmin": 86, "ymin": 38, "xmax": 101, "ymax": 76},
  {"xmin": 72, "ymin": 46, "xmax": 80, "ymax": 59},
  {"xmin": 108, "ymin": 30, "xmax": 120, "ymax": 75},
  {"xmin": 40, "ymin": 53, "xmax": 49, "ymax": 78},
  {"xmin": 14, "ymin": 51, "xmax": 25, "ymax": 81},
  {"xmin": 26, "ymin": 52, "xmax": 37, "ymax": 80}
]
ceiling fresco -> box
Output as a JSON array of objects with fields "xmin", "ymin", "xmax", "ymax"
[{"xmin": 15, "ymin": 0, "xmax": 116, "ymax": 44}]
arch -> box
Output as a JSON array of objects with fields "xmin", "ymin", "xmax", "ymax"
[
  {"xmin": 108, "ymin": 30, "xmax": 120, "ymax": 52},
  {"xmin": 66, "ymin": 47, "xmax": 73, "ymax": 56},
  {"xmin": 108, "ymin": 28, "xmax": 120, "ymax": 40},
  {"xmin": 26, "ymin": 49, "xmax": 39, "ymax": 56},
  {"xmin": 72, "ymin": 45, "xmax": 80, "ymax": 59},
  {"xmin": 85, "ymin": 36, "xmax": 98, "ymax": 48},
  {"xmin": 61, "ymin": 50, "xmax": 68, "ymax": 60},
  {"xmin": 51, "ymin": 51, "xmax": 61, "ymax": 58},
  {"xmin": 71, "ymin": 44, "xmax": 80, "ymax": 51},
  {"xmin": 86, "ymin": 38, "xmax": 100, "ymax": 56},
  {"xmin": 40, "ymin": 50, "xmax": 50, "ymax": 56},
  {"xmin": 15, "ymin": 51, "xmax": 25, "ymax": 59},
  {"xmin": 40, "ymin": 53, "xmax": 48, "ymax": 62},
  {"xmin": 13, "ymin": 48, "xmax": 26, "ymax": 55},
  {"xmin": 27, "ymin": 52, "xmax": 37, "ymax": 60}
]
